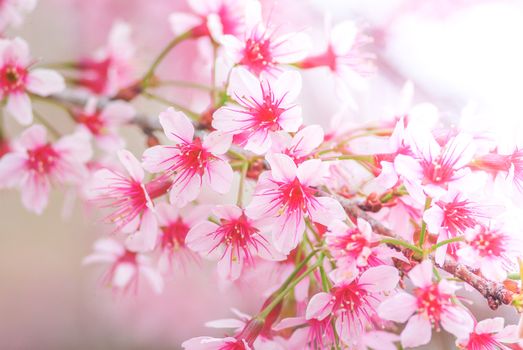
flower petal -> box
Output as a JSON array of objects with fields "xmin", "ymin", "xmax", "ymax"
[{"xmin": 26, "ymin": 68, "xmax": 65, "ymax": 96}]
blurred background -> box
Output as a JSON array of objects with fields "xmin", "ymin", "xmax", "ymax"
[{"xmin": 2, "ymin": 0, "xmax": 523, "ymax": 349}]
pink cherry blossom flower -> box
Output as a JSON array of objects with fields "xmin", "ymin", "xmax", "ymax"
[
  {"xmin": 74, "ymin": 98, "xmax": 135, "ymax": 151},
  {"xmin": 0, "ymin": 0, "xmax": 36, "ymax": 31},
  {"xmin": 0, "ymin": 124, "xmax": 91, "ymax": 214},
  {"xmin": 220, "ymin": 18, "xmax": 311, "ymax": 77},
  {"xmin": 77, "ymin": 21, "xmax": 135, "ymax": 96},
  {"xmin": 457, "ymin": 224, "xmax": 519, "ymax": 282},
  {"xmin": 182, "ymin": 336, "xmax": 250, "ymax": 350},
  {"xmin": 245, "ymin": 153, "xmax": 345, "ymax": 254},
  {"xmin": 186, "ymin": 204, "xmax": 281, "ymax": 280},
  {"xmin": 306, "ymin": 265, "xmax": 399, "ymax": 341},
  {"xmin": 169, "ymin": 0, "xmax": 253, "ymax": 41},
  {"xmin": 154, "ymin": 202, "xmax": 208, "ymax": 273},
  {"xmin": 299, "ymin": 20, "xmax": 374, "ymax": 103},
  {"xmin": 142, "ymin": 107, "xmax": 233, "ymax": 208},
  {"xmin": 394, "ymin": 130, "xmax": 476, "ymax": 202},
  {"xmin": 273, "ymin": 315, "xmax": 335, "ymax": 350},
  {"xmin": 92, "ymin": 150, "xmax": 169, "ymax": 252},
  {"xmin": 212, "ymin": 67, "xmax": 302, "ymax": 154},
  {"xmin": 83, "ymin": 238, "xmax": 163, "ymax": 294},
  {"xmin": 378, "ymin": 260, "xmax": 474, "ymax": 348},
  {"xmin": 0, "ymin": 37, "xmax": 65, "ymax": 125},
  {"xmin": 270, "ymin": 124, "xmax": 324, "ymax": 164},
  {"xmin": 326, "ymin": 218, "xmax": 406, "ymax": 271},
  {"xmin": 457, "ymin": 317, "xmax": 518, "ymax": 350}
]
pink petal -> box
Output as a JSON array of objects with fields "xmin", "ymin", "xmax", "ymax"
[
  {"xmin": 290, "ymin": 125, "xmax": 324, "ymax": 157},
  {"xmin": 211, "ymin": 107, "xmax": 247, "ymax": 133},
  {"xmin": 401, "ymin": 314, "xmax": 432, "ymax": 348},
  {"xmin": 378, "ymin": 292, "xmax": 417, "ymax": 323},
  {"xmin": 272, "ymin": 317, "xmax": 306, "ymax": 331},
  {"xmin": 26, "ymin": 68, "xmax": 65, "ymax": 96},
  {"xmin": 394, "ymin": 154, "xmax": 423, "ymax": 181},
  {"xmin": 142, "ymin": 145, "xmax": 179, "ymax": 173},
  {"xmin": 170, "ymin": 173, "xmax": 201, "ymax": 207},
  {"xmin": 440, "ymin": 306, "xmax": 474, "ymax": 338},
  {"xmin": 6, "ymin": 92, "xmax": 32, "ymax": 125},
  {"xmin": 359, "ymin": 265, "xmax": 399, "ymax": 293},
  {"xmin": 330, "ymin": 21, "xmax": 357, "ymax": 54},
  {"xmin": 272, "ymin": 69, "xmax": 302, "ymax": 104},
  {"xmin": 408, "ymin": 260, "xmax": 433, "ymax": 288},
  {"xmin": 169, "ymin": 12, "xmax": 202, "ymax": 36},
  {"xmin": 155, "ymin": 202, "xmax": 179, "ymax": 226},
  {"xmin": 125, "ymin": 209, "xmax": 159, "ymax": 252},
  {"xmin": 19, "ymin": 124, "xmax": 47, "ymax": 149},
  {"xmin": 205, "ymin": 159, "xmax": 233, "ymax": 194},
  {"xmin": 305, "ymin": 292, "xmax": 333, "ymax": 321},
  {"xmin": 273, "ymin": 212, "xmax": 304, "ymax": 254},
  {"xmin": 140, "ymin": 266, "xmax": 164, "ymax": 294},
  {"xmin": 159, "ymin": 107, "xmax": 194, "ymax": 144},
  {"xmin": 54, "ymin": 130, "xmax": 92, "ymax": 163},
  {"xmin": 266, "ymin": 153, "xmax": 297, "ymax": 182},
  {"xmin": 212, "ymin": 204, "xmax": 242, "ymax": 221},
  {"xmin": 244, "ymin": 130, "xmax": 273, "ymax": 154},
  {"xmin": 309, "ymin": 197, "xmax": 346, "ymax": 226},
  {"xmin": 217, "ymin": 249, "xmax": 243, "ymax": 280},
  {"xmin": 20, "ymin": 173, "xmax": 50, "ymax": 214},
  {"xmin": 117, "ymin": 149, "xmax": 144, "ymax": 182},
  {"xmin": 227, "ymin": 66, "xmax": 263, "ymax": 102},
  {"xmin": 203, "ymin": 131, "xmax": 232, "ymax": 155},
  {"xmin": 296, "ymin": 159, "xmax": 323, "ymax": 186},
  {"xmin": 186, "ymin": 221, "xmax": 220, "ymax": 252},
  {"xmin": 278, "ymin": 106, "xmax": 302, "ymax": 133},
  {"xmin": 363, "ymin": 331, "xmax": 399, "ymax": 350},
  {"xmin": 0, "ymin": 153, "xmax": 26, "ymax": 187},
  {"xmin": 423, "ymin": 205, "xmax": 444, "ymax": 234},
  {"xmin": 475, "ymin": 317, "xmax": 504, "ymax": 334},
  {"xmin": 204, "ymin": 318, "xmax": 245, "ymax": 329},
  {"xmin": 271, "ymin": 32, "xmax": 311, "ymax": 64}
]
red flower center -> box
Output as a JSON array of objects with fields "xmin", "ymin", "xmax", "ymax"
[
  {"xmin": 415, "ymin": 283, "xmax": 450, "ymax": 324},
  {"xmin": 276, "ymin": 178, "xmax": 317, "ymax": 215},
  {"xmin": 438, "ymin": 196, "xmax": 483, "ymax": 236},
  {"xmin": 161, "ymin": 218, "xmax": 189, "ymax": 250},
  {"xmin": 76, "ymin": 112, "xmax": 105, "ymax": 135},
  {"xmin": 172, "ymin": 138, "xmax": 213, "ymax": 179},
  {"xmin": 470, "ymin": 228, "xmax": 507, "ymax": 258},
  {"xmin": 240, "ymin": 35, "xmax": 273, "ymax": 75},
  {"xmin": 26, "ymin": 143, "xmax": 59, "ymax": 174},
  {"xmin": 0, "ymin": 64, "xmax": 27, "ymax": 94},
  {"xmin": 465, "ymin": 332, "xmax": 501, "ymax": 350}
]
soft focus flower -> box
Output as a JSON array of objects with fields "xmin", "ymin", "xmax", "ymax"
[
  {"xmin": 77, "ymin": 21, "xmax": 135, "ymax": 96},
  {"xmin": 92, "ymin": 150, "xmax": 164, "ymax": 252},
  {"xmin": 0, "ymin": 37, "xmax": 65, "ymax": 125},
  {"xmin": 378, "ymin": 260, "xmax": 474, "ymax": 348},
  {"xmin": 186, "ymin": 204, "xmax": 280, "ymax": 280},
  {"xmin": 142, "ymin": 107, "xmax": 233, "ymax": 207},
  {"xmin": 306, "ymin": 265, "xmax": 399, "ymax": 341},
  {"xmin": 0, "ymin": 0, "xmax": 36, "ymax": 31},
  {"xmin": 83, "ymin": 238, "xmax": 163, "ymax": 294},
  {"xmin": 0, "ymin": 124, "xmax": 91, "ymax": 214},
  {"xmin": 220, "ymin": 14, "xmax": 311, "ymax": 77},
  {"xmin": 457, "ymin": 224, "xmax": 519, "ymax": 281},
  {"xmin": 270, "ymin": 124, "xmax": 324, "ymax": 164},
  {"xmin": 299, "ymin": 20, "xmax": 374, "ymax": 104},
  {"xmin": 212, "ymin": 67, "xmax": 302, "ymax": 154},
  {"xmin": 169, "ymin": 0, "xmax": 255, "ymax": 41},
  {"xmin": 456, "ymin": 317, "xmax": 518, "ymax": 350},
  {"xmin": 246, "ymin": 153, "xmax": 345, "ymax": 254},
  {"xmin": 74, "ymin": 98, "xmax": 135, "ymax": 151}
]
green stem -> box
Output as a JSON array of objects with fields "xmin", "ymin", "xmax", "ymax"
[
  {"xmin": 429, "ymin": 236, "xmax": 465, "ymax": 253},
  {"xmin": 141, "ymin": 30, "xmax": 193, "ymax": 88},
  {"xmin": 418, "ymin": 197, "xmax": 432, "ymax": 253},
  {"xmin": 141, "ymin": 91, "xmax": 199, "ymax": 120},
  {"xmin": 236, "ymin": 161, "xmax": 249, "ymax": 207},
  {"xmin": 258, "ymin": 256, "xmax": 323, "ymax": 320},
  {"xmin": 380, "ymin": 237, "xmax": 424, "ymax": 255}
]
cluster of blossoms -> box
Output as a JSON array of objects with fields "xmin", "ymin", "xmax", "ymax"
[{"xmin": 1, "ymin": 0, "xmax": 523, "ymax": 349}]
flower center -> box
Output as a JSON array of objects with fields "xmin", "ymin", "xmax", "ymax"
[
  {"xmin": 174, "ymin": 138, "xmax": 213, "ymax": 178},
  {"xmin": 26, "ymin": 143, "xmax": 59, "ymax": 174},
  {"xmin": 438, "ymin": 197, "xmax": 481, "ymax": 235},
  {"xmin": 329, "ymin": 228, "xmax": 370, "ymax": 261},
  {"xmin": 0, "ymin": 65, "xmax": 27, "ymax": 94},
  {"xmin": 240, "ymin": 35, "xmax": 273, "ymax": 75},
  {"xmin": 330, "ymin": 281, "xmax": 373, "ymax": 329},
  {"xmin": 465, "ymin": 332, "xmax": 500, "ymax": 350},
  {"xmin": 415, "ymin": 283, "xmax": 449, "ymax": 324},
  {"xmin": 76, "ymin": 112, "xmax": 105, "ymax": 135},
  {"xmin": 277, "ymin": 178, "xmax": 317, "ymax": 215},
  {"xmin": 469, "ymin": 228, "xmax": 507, "ymax": 258},
  {"xmin": 161, "ymin": 218, "xmax": 189, "ymax": 250}
]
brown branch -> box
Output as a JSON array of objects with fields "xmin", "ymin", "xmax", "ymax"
[{"xmin": 333, "ymin": 192, "xmax": 516, "ymax": 310}]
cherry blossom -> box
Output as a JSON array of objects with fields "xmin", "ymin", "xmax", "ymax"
[
  {"xmin": 74, "ymin": 98, "xmax": 135, "ymax": 151},
  {"xmin": 378, "ymin": 260, "xmax": 474, "ymax": 348},
  {"xmin": 270, "ymin": 124, "xmax": 324, "ymax": 164},
  {"xmin": 77, "ymin": 21, "xmax": 135, "ymax": 96},
  {"xmin": 246, "ymin": 153, "xmax": 345, "ymax": 254},
  {"xmin": 0, "ymin": 0, "xmax": 36, "ymax": 31},
  {"xmin": 92, "ymin": 150, "xmax": 165, "ymax": 252},
  {"xmin": 83, "ymin": 238, "xmax": 163, "ymax": 294},
  {"xmin": 142, "ymin": 107, "xmax": 233, "ymax": 207},
  {"xmin": 0, "ymin": 124, "xmax": 91, "ymax": 214},
  {"xmin": 0, "ymin": 37, "xmax": 65, "ymax": 125},
  {"xmin": 456, "ymin": 317, "xmax": 518, "ymax": 350},
  {"xmin": 212, "ymin": 67, "xmax": 302, "ymax": 154},
  {"xmin": 306, "ymin": 265, "xmax": 399, "ymax": 341}
]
